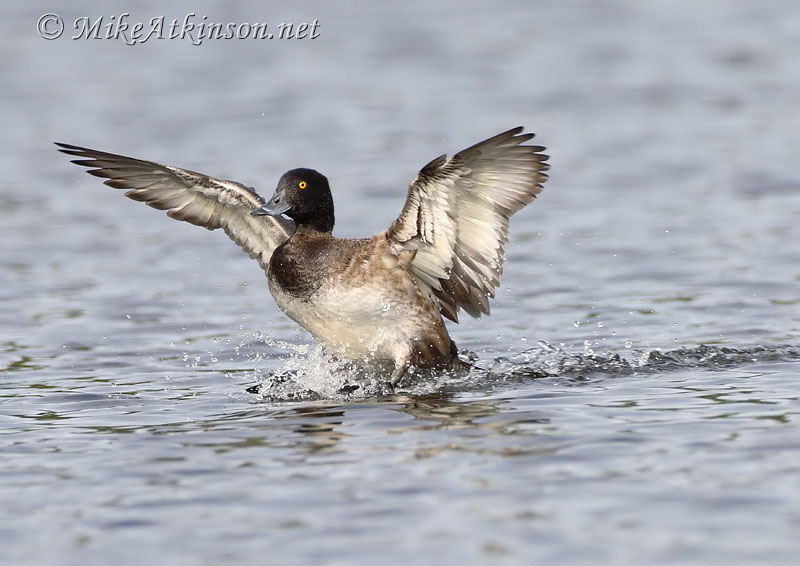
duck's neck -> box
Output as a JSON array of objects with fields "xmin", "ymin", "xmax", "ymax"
[
  {"xmin": 294, "ymin": 214, "xmax": 334, "ymax": 234},
  {"xmin": 287, "ymin": 205, "xmax": 333, "ymax": 233}
]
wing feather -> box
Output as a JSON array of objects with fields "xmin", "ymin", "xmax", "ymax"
[
  {"xmin": 56, "ymin": 143, "xmax": 293, "ymax": 271},
  {"xmin": 387, "ymin": 127, "xmax": 549, "ymax": 322}
]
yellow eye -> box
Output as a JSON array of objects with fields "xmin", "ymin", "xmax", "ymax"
[{"xmin": 298, "ymin": 181, "xmax": 307, "ymax": 189}]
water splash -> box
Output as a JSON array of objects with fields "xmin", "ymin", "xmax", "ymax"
[
  {"xmin": 500, "ymin": 341, "xmax": 800, "ymax": 383},
  {"xmin": 242, "ymin": 339, "xmax": 800, "ymax": 401},
  {"xmin": 246, "ymin": 343, "xmax": 401, "ymax": 401}
]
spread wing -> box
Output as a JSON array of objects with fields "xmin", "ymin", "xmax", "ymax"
[
  {"xmin": 387, "ymin": 127, "xmax": 549, "ymax": 322},
  {"xmin": 56, "ymin": 143, "xmax": 293, "ymax": 271}
]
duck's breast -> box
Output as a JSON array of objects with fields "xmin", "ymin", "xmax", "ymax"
[{"xmin": 268, "ymin": 233, "xmax": 451, "ymax": 365}]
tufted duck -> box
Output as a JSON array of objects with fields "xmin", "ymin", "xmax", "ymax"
[{"xmin": 57, "ymin": 127, "xmax": 549, "ymax": 386}]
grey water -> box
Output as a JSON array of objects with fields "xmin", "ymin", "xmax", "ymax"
[{"xmin": 2, "ymin": 1, "xmax": 800, "ymax": 565}]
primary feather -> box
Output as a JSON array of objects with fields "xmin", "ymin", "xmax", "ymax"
[{"xmin": 55, "ymin": 143, "xmax": 293, "ymax": 270}]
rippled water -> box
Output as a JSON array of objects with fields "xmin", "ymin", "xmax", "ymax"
[{"xmin": 3, "ymin": 1, "xmax": 800, "ymax": 565}]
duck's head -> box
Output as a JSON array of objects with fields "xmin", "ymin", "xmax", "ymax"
[{"xmin": 252, "ymin": 168, "xmax": 334, "ymax": 232}]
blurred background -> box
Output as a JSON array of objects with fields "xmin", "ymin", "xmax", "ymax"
[
  {"xmin": 2, "ymin": 2, "xmax": 799, "ymax": 565},
  {"xmin": 3, "ymin": 0, "xmax": 798, "ymax": 357}
]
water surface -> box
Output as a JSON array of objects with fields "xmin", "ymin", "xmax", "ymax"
[{"xmin": 2, "ymin": 1, "xmax": 800, "ymax": 565}]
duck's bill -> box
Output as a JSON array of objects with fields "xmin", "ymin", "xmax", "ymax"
[{"xmin": 252, "ymin": 191, "xmax": 291, "ymax": 216}]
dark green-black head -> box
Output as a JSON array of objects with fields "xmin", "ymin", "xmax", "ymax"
[{"xmin": 252, "ymin": 168, "xmax": 334, "ymax": 232}]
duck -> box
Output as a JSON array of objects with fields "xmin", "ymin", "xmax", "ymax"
[{"xmin": 56, "ymin": 127, "xmax": 549, "ymax": 387}]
